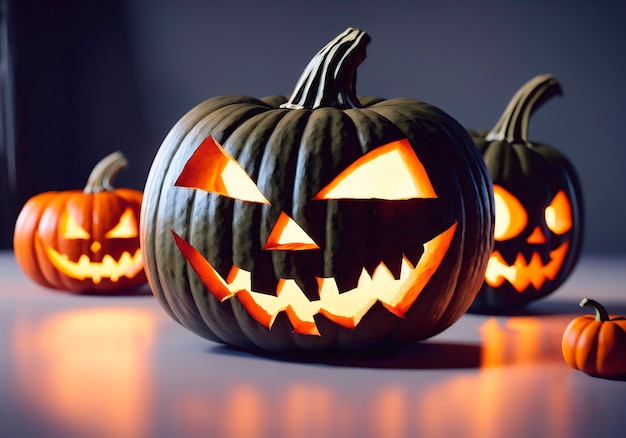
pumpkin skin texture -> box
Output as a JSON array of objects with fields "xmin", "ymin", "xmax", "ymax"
[
  {"xmin": 141, "ymin": 28, "xmax": 494, "ymax": 352},
  {"xmin": 468, "ymin": 75, "xmax": 584, "ymax": 312},
  {"xmin": 562, "ymin": 299, "xmax": 626, "ymax": 378},
  {"xmin": 14, "ymin": 152, "xmax": 145, "ymax": 293}
]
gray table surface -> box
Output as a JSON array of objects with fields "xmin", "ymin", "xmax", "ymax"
[{"xmin": 1, "ymin": 250, "xmax": 625, "ymax": 438}]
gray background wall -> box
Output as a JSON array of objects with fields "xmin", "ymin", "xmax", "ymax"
[{"xmin": 4, "ymin": 0, "xmax": 625, "ymax": 253}]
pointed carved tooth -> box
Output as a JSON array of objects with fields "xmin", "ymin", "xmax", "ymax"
[
  {"xmin": 227, "ymin": 266, "xmax": 252, "ymax": 293},
  {"xmin": 371, "ymin": 262, "xmax": 394, "ymax": 285},
  {"xmin": 318, "ymin": 277, "xmax": 339, "ymax": 300},
  {"xmin": 356, "ymin": 267, "xmax": 373, "ymax": 290},
  {"xmin": 78, "ymin": 254, "xmax": 91, "ymax": 269},
  {"xmin": 121, "ymin": 251, "xmax": 132, "ymax": 265},
  {"xmin": 400, "ymin": 256, "xmax": 414, "ymax": 280}
]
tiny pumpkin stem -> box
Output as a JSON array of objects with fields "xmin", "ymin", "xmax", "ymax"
[
  {"xmin": 280, "ymin": 27, "xmax": 371, "ymax": 110},
  {"xmin": 83, "ymin": 151, "xmax": 128, "ymax": 193},
  {"xmin": 580, "ymin": 298, "xmax": 610, "ymax": 321},
  {"xmin": 485, "ymin": 74, "xmax": 562, "ymax": 144}
]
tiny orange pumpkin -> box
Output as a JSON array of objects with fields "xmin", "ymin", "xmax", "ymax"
[
  {"xmin": 13, "ymin": 151, "xmax": 145, "ymax": 293},
  {"xmin": 561, "ymin": 298, "xmax": 626, "ymax": 377}
]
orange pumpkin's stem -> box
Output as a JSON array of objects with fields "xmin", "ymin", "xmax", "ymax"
[
  {"xmin": 280, "ymin": 27, "xmax": 370, "ymax": 110},
  {"xmin": 84, "ymin": 151, "xmax": 128, "ymax": 194},
  {"xmin": 579, "ymin": 298, "xmax": 610, "ymax": 321}
]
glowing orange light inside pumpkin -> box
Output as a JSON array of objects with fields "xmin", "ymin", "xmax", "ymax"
[
  {"xmin": 172, "ymin": 222, "xmax": 457, "ymax": 335},
  {"xmin": 493, "ymin": 185, "xmax": 527, "ymax": 241},
  {"xmin": 313, "ymin": 139, "xmax": 437, "ymax": 200},
  {"xmin": 526, "ymin": 226, "xmax": 546, "ymax": 244},
  {"xmin": 173, "ymin": 136, "xmax": 456, "ymax": 335},
  {"xmin": 545, "ymin": 190, "xmax": 572, "ymax": 235},
  {"xmin": 40, "ymin": 241, "xmax": 143, "ymax": 284},
  {"xmin": 176, "ymin": 136, "xmax": 437, "ymax": 203},
  {"xmin": 486, "ymin": 185, "xmax": 574, "ymax": 292},
  {"xmin": 175, "ymin": 135, "xmax": 269, "ymax": 203},
  {"xmin": 485, "ymin": 242, "xmax": 569, "ymax": 292},
  {"xmin": 104, "ymin": 208, "xmax": 139, "ymax": 238},
  {"xmin": 39, "ymin": 208, "xmax": 143, "ymax": 283},
  {"xmin": 263, "ymin": 212, "xmax": 320, "ymax": 250},
  {"xmin": 61, "ymin": 210, "xmax": 91, "ymax": 239}
]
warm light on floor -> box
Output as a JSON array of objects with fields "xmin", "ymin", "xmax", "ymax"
[{"xmin": 12, "ymin": 308, "xmax": 156, "ymax": 438}]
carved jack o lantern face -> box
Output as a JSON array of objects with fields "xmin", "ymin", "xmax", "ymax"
[
  {"xmin": 485, "ymin": 184, "xmax": 573, "ymax": 292},
  {"xmin": 37, "ymin": 204, "xmax": 144, "ymax": 284},
  {"xmin": 14, "ymin": 151, "xmax": 147, "ymax": 293},
  {"xmin": 171, "ymin": 136, "xmax": 457, "ymax": 336},
  {"xmin": 140, "ymin": 28, "xmax": 495, "ymax": 351},
  {"xmin": 468, "ymin": 74, "xmax": 583, "ymax": 311}
]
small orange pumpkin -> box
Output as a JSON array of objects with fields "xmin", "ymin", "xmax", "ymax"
[
  {"xmin": 561, "ymin": 298, "xmax": 626, "ymax": 377},
  {"xmin": 13, "ymin": 152, "xmax": 145, "ymax": 293}
]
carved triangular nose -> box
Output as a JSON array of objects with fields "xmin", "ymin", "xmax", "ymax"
[
  {"xmin": 263, "ymin": 212, "xmax": 320, "ymax": 250},
  {"xmin": 527, "ymin": 226, "xmax": 547, "ymax": 244}
]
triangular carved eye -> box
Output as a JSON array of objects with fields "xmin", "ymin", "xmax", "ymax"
[
  {"xmin": 175, "ymin": 136, "xmax": 269, "ymax": 204},
  {"xmin": 105, "ymin": 208, "xmax": 138, "ymax": 239},
  {"xmin": 493, "ymin": 185, "xmax": 527, "ymax": 241},
  {"xmin": 313, "ymin": 139, "xmax": 437, "ymax": 200},
  {"xmin": 61, "ymin": 211, "xmax": 90, "ymax": 239}
]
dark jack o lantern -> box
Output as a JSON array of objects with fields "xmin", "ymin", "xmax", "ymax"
[
  {"xmin": 468, "ymin": 74, "xmax": 584, "ymax": 311},
  {"xmin": 140, "ymin": 28, "xmax": 494, "ymax": 352},
  {"xmin": 14, "ymin": 152, "xmax": 145, "ymax": 293}
]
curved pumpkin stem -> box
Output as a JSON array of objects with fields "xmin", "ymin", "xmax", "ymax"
[
  {"xmin": 485, "ymin": 74, "xmax": 562, "ymax": 144},
  {"xmin": 84, "ymin": 151, "xmax": 128, "ymax": 193},
  {"xmin": 580, "ymin": 298, "xmax": 610, "ymax": 322},
  {"xmin": 280, "ymin": 27, "xmax": 370, "ymax": 110}
]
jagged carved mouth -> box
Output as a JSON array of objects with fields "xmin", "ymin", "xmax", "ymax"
[
  {"xmin": 39, "ymin": 240, "xmax": 144, "ymax": 284},
  {"xmin": 484, "ymin": 242, "xmax": 569, "ymax": 292},
  {"xmin": 172, "ymin": 222, "xmax": 457, "ymax": 336}
]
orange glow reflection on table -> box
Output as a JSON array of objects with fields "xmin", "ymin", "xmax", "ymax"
[
  {"xmin": 480, "ymin": 315, "xmax": 571, "ymax": 366},
  {"xmin": 412, "ymin": 315, "xmax": 576, "ymax": 438},
  {"xmin": 371, "ymin": 386, "xmax": 408, "ymax": 438},
  {"xmin": 165, "ymin": 367, "xmax": 575, "ymax": 438},
  {"xmin": 169, "ymin": 382, "xmax": 421, "ymax": 437},
  {"xmin": 416, "ymin": 365, "xmax": 574, "ymax": 438},
  {"xmin": 155, "ymin": 315, "xmax": 577, "ymax": 438},
  {"xmin": 284, "ymin": 384, "xmax": 334, "ymax": 438},
  {"xmin": 10, "ymin": 308, "xmax": 578, "ymax": 437},
  {"xmin": 416, "ymin": 314, "xmax": 575, "ymax": 438},
  {"xmin": 224, "ymin": 385, "xmax": 266, "ymax": 438},
  {"xmin": 13, "ymin": 308, "xmax": 156, "ymax": 438},
  {"xmin": 169, "ymin": 383, "xmax": 338, "ymax": 437}
]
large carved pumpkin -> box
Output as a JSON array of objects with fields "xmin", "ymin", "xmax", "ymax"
[
  {"xmin": 468, "ymin": 75, "xmax": 584, "ymax": 311},
  {"xmin": 140, "ymin": 28, "xmax": 494, "ymax": 352},
  {"xmin": 14, "ymin": 152, "xmax": 145, "ymax": 293}
]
